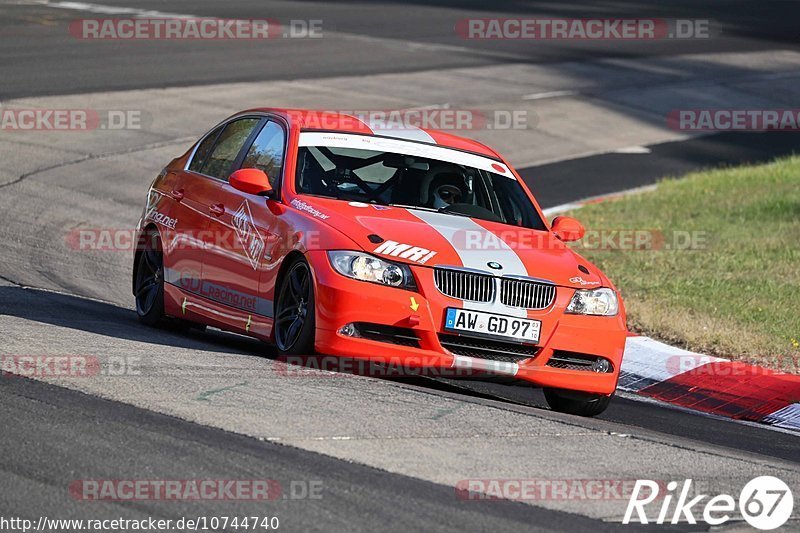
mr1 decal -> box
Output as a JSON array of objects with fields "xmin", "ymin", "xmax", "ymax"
[
  {"xmin": 373, "ymin": 240, "xmax": 437, "ymax": 264},
  {"xmin": 232, "ymin": 200, "xmax": 266, "ymax": 270},
  {"xmin": 291, "ymin": 198, "xmax": 330, "ymax": 220}
]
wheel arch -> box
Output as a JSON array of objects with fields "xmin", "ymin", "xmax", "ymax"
[
  {"xmin": 273, "ymin": 249, "xmax": 311, "ymax": 304},
  {"xmin": 132, "ymin": 223, "xmax": 161, "ymax": 296}
]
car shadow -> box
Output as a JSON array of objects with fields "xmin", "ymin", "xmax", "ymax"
[
  {"xmin": 0, "ymin": 284, "xmax": 536, "ymax": 402},
  {"xmin": 0, "ymin": 285, "xmax": 268, "ymax": 356}
]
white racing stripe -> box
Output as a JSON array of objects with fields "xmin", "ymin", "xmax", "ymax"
[
  {"xmin": 409, "ymin": 210, "xmax": 528, "ymax": 318},
  {"xmin": 357, "ymin": 117, "xmax": 437, "ymax": 144}
]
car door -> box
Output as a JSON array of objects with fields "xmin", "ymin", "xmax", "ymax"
[
  {"xmin": 200, "ymin": 118, "xmax": 287, "ymax": 322},
  {"xmin": 160, "ymin": 122, "xmax": 226, "ymax": 292}
]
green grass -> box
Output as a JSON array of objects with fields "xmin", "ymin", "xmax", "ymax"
[{"xmin": 566, "ymin": 156, "xmax": 800, "ymax": 370}]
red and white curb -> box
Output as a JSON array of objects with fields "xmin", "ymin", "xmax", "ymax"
[
  {"xmin": 621, "ymin": 335, "xmax": 800, "ymax": 432},
  {"xmin": 543, "ymin": 191, "xmax": 800, "ymax": 432}
]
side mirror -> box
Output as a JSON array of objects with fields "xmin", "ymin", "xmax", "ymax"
[
  {"xmin": 551, "ymin": 216, "xmax": 585, "ymax": 242},
  {"xmin": 229, "ymin": 168, "xmax": 274, "ymax": 196}
]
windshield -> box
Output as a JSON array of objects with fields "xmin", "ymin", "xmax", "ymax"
[{"xmin": 295, "ymin": 138, "xmax": 547, "ymax": 231}]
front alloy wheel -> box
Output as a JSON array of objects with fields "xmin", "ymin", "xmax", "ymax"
[{"xmin": 274, "ymin": 259, "xmax": 316, "ymax": 354}]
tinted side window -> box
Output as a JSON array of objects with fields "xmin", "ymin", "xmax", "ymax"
[
  {"xmin": 201, "ymin": 118, "xmax": 260, "ymax": 179},
  {"xmin": 241, "ymin": 121, "xmax": 285, "ymax": 187},
  {"xmin": 188, "ymin": 125, "xmax": 223, "ymax": 173}
]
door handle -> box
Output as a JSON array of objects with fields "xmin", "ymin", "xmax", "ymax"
[
  {"xmin": 209, "ymin": 203, "xmax": 225, "ymax": 217},
  {"xmin": 171, "ymin": 188, "xmax": 185, "ymax": 201}
]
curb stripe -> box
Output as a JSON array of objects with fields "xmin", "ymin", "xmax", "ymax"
[
  {"xmin": 763, "ymin": 403, "xmax": 800, "ymax": 430},
  {"xmin": 620, "ymin": 337, "xmax": 800, "ymax": 432}
]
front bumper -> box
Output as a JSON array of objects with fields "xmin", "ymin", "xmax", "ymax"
[{"xmin": 308, "ymin": 250, "xmax": 626, "ymax": 395}]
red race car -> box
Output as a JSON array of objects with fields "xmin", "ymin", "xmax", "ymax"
[{"xmin": 133, "ymin": 109, "xmax": 627, "ymax": 416}]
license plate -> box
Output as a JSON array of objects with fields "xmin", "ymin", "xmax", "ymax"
[{"xmin": 444, "ymin": 308, "xmax": 540, "ymax": 344}]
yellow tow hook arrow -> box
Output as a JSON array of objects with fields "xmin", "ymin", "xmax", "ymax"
[
  {"xmin": 246, "ymin": 315, "xmax": 253, "ymax": 333},
  {"xmin": 182, "ymin": 298, "xmax": 188, "ymax": 315},
  {"xmin": 409, "ymin": 297, "xmax": 420, "ymax": 312}
]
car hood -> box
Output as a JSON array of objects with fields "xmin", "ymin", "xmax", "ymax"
[{"xmin": 293, "ymin": 196, "xmax": 606, "ymax": 289}]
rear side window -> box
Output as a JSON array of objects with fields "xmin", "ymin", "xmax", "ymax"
[
  {"xmin": 240, "ymin": 121, "xmax": 285, "ymax": 187},
  {"xmin": 188, "ymin": 125, "xmax": 223, "ymax": 173},
  {"xmin": 200, "ymin": 118, "xmax": 260, "ymax": 180}
]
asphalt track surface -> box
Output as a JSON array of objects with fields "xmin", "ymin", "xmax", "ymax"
[
  {"xmin": 1, "ymin": 0, "xmax": 799, "ymax": 531},
  {"xmin": 2, "ymin": 0, "xmax": 800, "ymax": 99}
]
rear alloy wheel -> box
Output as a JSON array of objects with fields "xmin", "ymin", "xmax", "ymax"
[
  {"xmin": 274, "ymin": 259, "xmax": 316, "ymax": 355},
  {"xmin": 134, "ymin": 231, "xmax": 166, "ymax": 326},
  {"xmin": 544, "ymin": 388, "xmax": 613, "ymax": 417}
]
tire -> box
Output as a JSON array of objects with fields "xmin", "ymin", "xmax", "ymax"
[
  {"xmin": 544, "ymin": 388, "xmax": 613, "ymax": 417},
  {"xmin": 274, "ymin": 257, "xmax": 316, "ymax": 355},
  {"xmin": 134, "ymin": 230, "xmax": 166, "ymax": 327}
]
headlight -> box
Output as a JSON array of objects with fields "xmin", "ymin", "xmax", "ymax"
[
  {"xmin": 327, "ymin": 251, "xmax": 417, "ymax": 291},
  {"xmin": 566, "ymin": 288, "xmax": 618, "ymax": 316}
]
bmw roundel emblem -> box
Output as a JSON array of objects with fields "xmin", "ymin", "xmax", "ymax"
[{"xmin": 487, "ymin": 261, "xmax": 503, "ymax": 270}]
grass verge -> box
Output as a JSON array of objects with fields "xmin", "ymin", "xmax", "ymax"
[{"xmin": 567, "ymin": 155, "xmax": 800, "ymax": 371}]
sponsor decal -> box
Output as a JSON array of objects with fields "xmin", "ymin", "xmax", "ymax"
[
  {"xmin": 569, "ymin": 276, "xmax": 600, "ymax": 286},
  {"xmin": 149, "ymin": 211, "xmax": 178, "ymax": 229},
  {"xmin": 144, "ymin": 189, "xmax": 178, "ymax": 229},
  {"xmin": 371, "ymin": 204, "xmax": 391, "ymax": 211},
  {"xmin": 232, "ymin": 201, "xmax": 266, "ymax": 270},
  {"xmin": 170, "ymin": 269, "xmax": 272, "ymax": 317},
  {"xmin": 290, "ymin": 198, "xmax": 330, "ymax": 219},
  {"xmin": 373, "ymin": 240, "xmax": 437, "ymax": 264}
]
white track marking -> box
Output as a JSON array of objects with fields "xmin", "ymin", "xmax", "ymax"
[
  {"xmin": 521, "ymin": 90, "xmax": 577, "ymax": 100},
  {"xmin": 39, "ymin": 1, "xmax": 194, "ymax": 18},
  {"xmin": 612, "ymin": 145, "xmax": 651, "ymax": 154}
]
